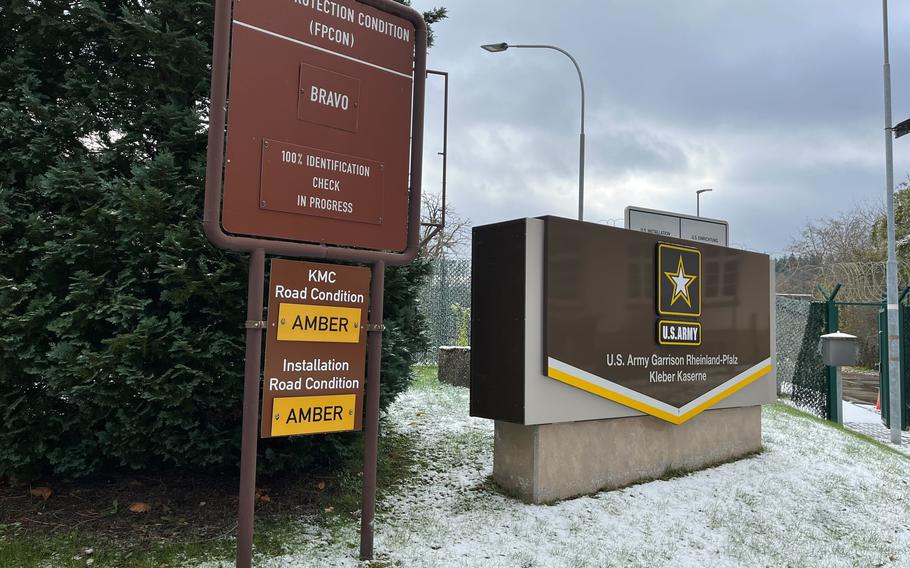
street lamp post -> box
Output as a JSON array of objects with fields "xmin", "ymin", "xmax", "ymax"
[
  {"xmin": 696, "ymin": 188, "xmax": 713, "ymax": 217},
  {"xmin": 481, "ymin": 42, "xmax": 586, "ymax": 221},
  {"xmin": 882, "ymin": 0, "xmax": 903, "ymax": 445}
]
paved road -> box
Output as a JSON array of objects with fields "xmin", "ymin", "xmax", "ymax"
[
  {"xmin": 842, "ymin": 371, "xmax": 879, "ymax": 405},
  {"xmin": 840, "ymin": 376, "xmax": 910, "ymax": 452}
]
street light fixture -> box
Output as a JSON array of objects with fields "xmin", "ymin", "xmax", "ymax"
[
  {"xmin": 696, "ymin": 188, "xmax": 713, "ymax": 217},
  {"xmin": 481, "ymin": 42, "xmax": 586, "ymax": 221},
  {"xmin": 893, "ymin": 116, "xmax": 910, "ymax": 139},
  {"xmin": 480, "ymin": 43, "xmax": 509, "ymax": 53}
]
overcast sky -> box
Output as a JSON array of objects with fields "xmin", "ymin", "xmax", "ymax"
[{"xmin": 411, "ymin": 0, "xmax": 910, "ymax": 255}]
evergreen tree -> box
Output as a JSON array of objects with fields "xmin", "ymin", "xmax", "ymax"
[{"xmin": 0, "ymin": 0, "xmax": 444, "ymax": 479}]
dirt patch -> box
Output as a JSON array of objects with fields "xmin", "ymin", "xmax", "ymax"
[{"xmin": 0, "ymin": 469, "xmax": 345, "ymax": 545}]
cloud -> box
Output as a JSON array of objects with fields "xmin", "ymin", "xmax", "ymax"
[{"xmin": 415, "ymin": 0, "xmax": 910, "ymax": 255}]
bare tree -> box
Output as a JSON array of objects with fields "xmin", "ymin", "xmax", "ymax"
[
  {"xmin": 787, "ymin": 203, "xmax": 883, "ymax": 265},
  {"xmin": 779, "ymin": 200, "xmax": 899, "ymax": 369},
  {"xmin": 420, "ymin": 192, "xmax": 471, "ymax": 258}
]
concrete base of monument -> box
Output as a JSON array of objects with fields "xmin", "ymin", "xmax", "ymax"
[{"xmin": 493, "ymin": 406, "xmax": 762, "ymax": 504}]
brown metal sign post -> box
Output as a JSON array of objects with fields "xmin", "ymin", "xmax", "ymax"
[
  {"xmin": 204, "ymin": 0, "xmax": 426, "ymax": 565},
  {"xmin": 237, "ymin": 247, "xmax": 265, "ymax": 568}
]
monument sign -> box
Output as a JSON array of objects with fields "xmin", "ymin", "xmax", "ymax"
[{"xmin": 470, "ymin": 217, "xmax": 775, "ymax": 503}]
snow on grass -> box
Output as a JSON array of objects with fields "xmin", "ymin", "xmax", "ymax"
[{"xmin": 199, "ymin": 377, "xmax": 910, "ymax": 568}]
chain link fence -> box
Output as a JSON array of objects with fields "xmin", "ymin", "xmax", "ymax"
[
  {"xmin": 417, "ymin": 258, "xmax": 471, "ymax": 363},
  {"xmin": 776, "ymin": 296, "xmax": 828, "ymax": 418}
]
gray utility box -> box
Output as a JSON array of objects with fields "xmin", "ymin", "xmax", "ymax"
[{"xmin": 820, "ymin": 332, "xmax": 859, "ymax": 367}]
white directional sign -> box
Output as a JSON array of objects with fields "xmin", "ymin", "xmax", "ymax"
[{"xmin": 624, "ymin": 206, "xmax": 729, "ymax": 247}]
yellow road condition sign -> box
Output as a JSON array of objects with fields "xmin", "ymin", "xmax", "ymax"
[
  {"xmin": 276, "ymin": 303, "xmax": 362, "ymax": 343},
  {"xmin": 270, "ymin": 394, "xmax": 357, "ymax": 436}
]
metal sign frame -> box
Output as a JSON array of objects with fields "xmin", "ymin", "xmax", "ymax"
[{"xmin": 624, "ymin": 205, "xmax": 729, "ymax": 247}]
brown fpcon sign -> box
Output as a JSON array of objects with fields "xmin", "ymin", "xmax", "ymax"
[
  {"xmin": 545, "ymin": 217, "xmax": 772, "ymax": 424},
  {"xmin": 261, "ymin": 259, "xmax": 371, "ymax": 437},
  {"xmin": 221, "ymin": 0, "xmax": 417, "ymax": 251}
]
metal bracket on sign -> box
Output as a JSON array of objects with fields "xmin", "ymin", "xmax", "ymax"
[
  {"xmin": 364, "ymin": 323, "xmax": 386, "ymax": 332},
  {"xmin": 244, "ymin": 320, "xmax": 267, "ymax": 330}
]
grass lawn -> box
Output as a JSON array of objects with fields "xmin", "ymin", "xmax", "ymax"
[{"xmin": 5, "ymin": 365, "xmax": 910, "ymax": 567}]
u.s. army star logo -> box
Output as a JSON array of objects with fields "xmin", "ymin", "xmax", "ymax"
[
  {"xmin": 657, "ymin": 243, "xmax": 701, "ymax": 317},
  {"xmin": 665, "ymin": 256, "xmax": 697, "ymax": 307}
]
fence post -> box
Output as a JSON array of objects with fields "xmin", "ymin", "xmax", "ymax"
[
  {"xmin": 880, "ymin": 286, "xmax": 909, "ymax": 430},
  {"xmin": 900, "ymin": 287, "xmax": 910, "ymax": 430},
  {"xmin": 439, "ymin": 257, "xmax": 448, "ymax": 348},
  {"xmin": 819, "ymin": 284, "xmax": 842, "ymax": 422},
  {"xmin": 881, "ymin": 294, "xmax": 890, "ymax": 426}
]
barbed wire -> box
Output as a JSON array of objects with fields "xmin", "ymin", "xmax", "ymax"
[{"xmin": 777, "ymin": 260, "xmax": 910, "ymax": 302}]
